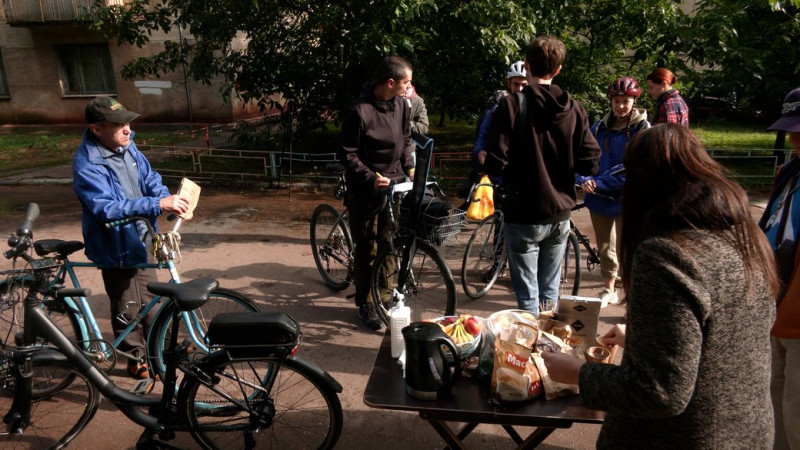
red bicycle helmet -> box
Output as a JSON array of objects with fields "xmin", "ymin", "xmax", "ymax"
[{"xmin": 607, "ymin": 76, "xmax": 642, "ymax": 100}]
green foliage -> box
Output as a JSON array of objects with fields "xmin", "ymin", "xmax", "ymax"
[
  {"xmin": 681, "ymin": 1, "xmax": 800, "ymax": 122},
  {"xmin": 84, "ymin": 0, "xmax": 798, "ymax": 130}
]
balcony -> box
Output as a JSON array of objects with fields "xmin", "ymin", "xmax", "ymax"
[{"xmin": 3, "ymin": 0, "xmax": 123, "ymax": 25}]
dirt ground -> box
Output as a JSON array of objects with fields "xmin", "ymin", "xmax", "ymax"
[{"xmin": 0, "ymin": 182, "xmax": 624, "ymax": 449}]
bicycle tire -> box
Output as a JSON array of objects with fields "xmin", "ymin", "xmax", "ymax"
[
  {"xmin": 371, "ymin": 239, "xmax": 457, "ymax": 325},
  {"xmin": 181, "ymin": 356, "xmax": 343, "ymax": 450},
  {"xmin": 0, "ymin": 351, "xmax": 100, "ymax": 449},
  {"xmin": 0, "ymin": 278, "xmax": 85, "ymax": 354},
  {"xmin": 310, "ymin": 204, "xmax": 353, "ymax": 291},
  {"xmin": 461, "ymin": 213, "xmax": 506, "ymax": 299},
  {"xmin": 560, "ymin": 232, "xmax": 581, "ymax": 296},
  {"xmin": 147, "ymin": 287, "xmax": 260, "ymax": 379}
]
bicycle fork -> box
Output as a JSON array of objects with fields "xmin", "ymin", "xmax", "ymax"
[{"xmin": 2, "ymin": 348, "xmax": 33, "ymax": 434}]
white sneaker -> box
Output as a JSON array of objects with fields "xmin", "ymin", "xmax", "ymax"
[{"xmin": 598, "ymin": 288, "xmax": 618, "ymax": 308}]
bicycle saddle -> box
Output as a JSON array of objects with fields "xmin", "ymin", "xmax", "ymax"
[
  {"xmin": 33, "ymin": 239, "xmax": 84, "ymax": 257},
  {"xmin": 147, "ymin": 278, "xmax": 219, "ymax": 312}
]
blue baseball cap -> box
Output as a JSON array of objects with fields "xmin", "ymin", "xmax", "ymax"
[{"xmin": 768, "ymin": 87, "xmax": 800, "ymax": 133}]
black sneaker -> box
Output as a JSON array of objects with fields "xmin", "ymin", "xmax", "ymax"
[{"xmin": 358, "ymin": 304, "xmax": 383, "ymax": 330}]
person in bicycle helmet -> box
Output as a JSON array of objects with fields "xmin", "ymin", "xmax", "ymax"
[
  {"xmin": 576, "ymin": 76, "xmax": 650, "ymax": 307},
  {"xmin": 473, "ymin": 60, "xmax": 528, "ymax": 170}
]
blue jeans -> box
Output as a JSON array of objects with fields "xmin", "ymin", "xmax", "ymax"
[{"xmin": 503, "ymin": 219, "xmax": 570, "ymax": 314}]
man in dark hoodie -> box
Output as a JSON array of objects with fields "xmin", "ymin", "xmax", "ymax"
[
  {"xmin": 338, "ymin": 56, "xmax": 416, "ymax": 330},
  {"xmin": 484, "ymin": 36, "xmax": 601, "ymax": 314}
]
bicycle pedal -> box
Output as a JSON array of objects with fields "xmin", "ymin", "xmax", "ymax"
[{"xmin": 129, "ymin": 378, "xmax": 155, "ymax": 395}]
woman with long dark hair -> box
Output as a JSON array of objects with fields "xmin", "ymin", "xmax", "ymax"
[{"xmin": 543, "ymin": 124, "xmax": 779, "ymax": 448}]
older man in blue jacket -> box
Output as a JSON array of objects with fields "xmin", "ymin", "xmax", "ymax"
[{"xmin": 73, "ymin": 97, "xmax": 188, "ymax": 379}]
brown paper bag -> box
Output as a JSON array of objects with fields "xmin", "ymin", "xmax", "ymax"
[
  {"xmin": 177, "ymin": 177, "xmax": 201, "ymax": 220},
  {"xmin": 490, "ymin": 323, "xmax": 542, "ymax": 402}
]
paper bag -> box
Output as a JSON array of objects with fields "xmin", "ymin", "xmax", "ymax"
[
  {"xmin": 490, "ymin": 323, "xmax": 542, "ymax": 402},
  {"xmin": 177, "ymin": 177, "xmax": 201, "ymax": 220},
  {"xmin": 466, "ymin": 175, "xmax": 494, "ymax": 221}
]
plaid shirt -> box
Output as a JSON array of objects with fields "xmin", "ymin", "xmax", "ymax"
[{"xmin": 653, "ymin": 89, "xmax": 689, "ymax": 127}]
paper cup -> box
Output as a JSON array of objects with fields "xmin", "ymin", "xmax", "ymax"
[
  {"xmin": 596, "ymin": 336, "xmax": 619, "ymax": 364},
  {"xmin": 585, "ymin": 346, "xmax": 611, "ymax": 363}
]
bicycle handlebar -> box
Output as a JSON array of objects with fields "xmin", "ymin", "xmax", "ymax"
[
  {"xmin": 4, "ymin": 203, "xmax": 39, "ymax": 260},
  {"xmin": 56, "ymin": 287, "xmax": 92, "ymax": 299}
]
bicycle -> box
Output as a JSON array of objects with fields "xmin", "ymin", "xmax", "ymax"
[
  {"xmin": 1, "ymin": 203, "xmax": 343, "ymax": 449},
  {"xmin": 461, "ymin": 181, "xmax": 602, "ymax": 301},
  {"xmin": 310, "ymin": 171, "xmax": 353, "ymax": 291},
  {"xmin": 369, "ymin": 136, "xmax": 460, "ymax": 325},
  {"xmin": 310, "ymin": 137, "xmax": 459, "ymax": 326},
  {"xmin": 0, "ymin": 209, "xmax": 260, "ymax": 381}
]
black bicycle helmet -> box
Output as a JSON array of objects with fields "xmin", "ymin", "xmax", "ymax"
[{"xmin": 607, "ymin": 76, "xmax": 642, "ymax": 100}]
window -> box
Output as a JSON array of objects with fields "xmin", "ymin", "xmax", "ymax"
[
  {"xmin": 57, "ymin": 44, "xmax": 116, "ymax": 95},
  {"xmin": 0, "ymin": 50, "xmax": 9, "ymax": 97}
]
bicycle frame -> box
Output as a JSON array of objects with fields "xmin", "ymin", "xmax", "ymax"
[
  {"xmin": 7, "ymin": 270, "xmax": 279, "ymax": 439},
  {"xmin": 5, "ymin": 218, "xmax": 220, "ymax": 364}
]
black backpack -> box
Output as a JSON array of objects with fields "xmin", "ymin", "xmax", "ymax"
[{"xmin": 475, "ymin": 90, "xmax": 508, "ymax": 137}]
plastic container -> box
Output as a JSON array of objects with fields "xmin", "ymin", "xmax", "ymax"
[{"xmin": 390, "ymin": 300, "xmax": 411, "ymax": 358}]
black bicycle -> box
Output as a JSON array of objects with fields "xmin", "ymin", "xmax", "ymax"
[
  {"xmin": 1, "ymin": 203, "xmax": 343, "ymax": 449},
  {"xmin": 461, "ymin": 182, "xmax": 602, "ymax": 300}
]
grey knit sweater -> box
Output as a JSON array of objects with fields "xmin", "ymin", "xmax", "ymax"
[{"xmin": 580, "ymin": 230, "xmax": 775, "ymax": 449}]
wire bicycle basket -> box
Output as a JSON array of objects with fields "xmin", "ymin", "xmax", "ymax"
[{"xmin": 400, "ymin": 207, "xmax": 466, "ymax": 247}]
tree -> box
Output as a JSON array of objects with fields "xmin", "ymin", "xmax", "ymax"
[
  {"xmin": 680, "ymin": 0, "xmax": 800, "ymax": 122},
  {"xmin": 85, "ymin": 0, "xmax": 688, "ymax": 130}
]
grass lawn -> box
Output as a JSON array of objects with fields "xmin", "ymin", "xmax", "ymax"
[{"xmin": 0, "ymin": 117, "xmax": 783, "ymax": 192}]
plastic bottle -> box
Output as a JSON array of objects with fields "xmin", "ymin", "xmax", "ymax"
[{"xmin": 390, "ymin": 298, "xmax": 411, "ymax": 358}]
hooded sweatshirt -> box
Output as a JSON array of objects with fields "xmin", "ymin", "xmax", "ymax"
[
  {"xmin": 484, "ymin": 83, "xmax": 601, "ymax": 224},
  {"xmin": 339, "ymin": 82, "xmax": 415, "ymax": 205}
]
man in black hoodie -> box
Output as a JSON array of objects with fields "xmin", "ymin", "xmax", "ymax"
[
  {"xmin": 339, "ymin": 56, "xmax": 416, "ymax": 330},
  {"xmin": 484, "ymin": 36, "xmax": 601, "ymax": 314}
]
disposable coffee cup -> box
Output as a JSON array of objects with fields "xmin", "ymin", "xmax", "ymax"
[
  {"xmin": 596, "ymin": 336, "xmax": 619, "ymax": 364},
  {"xmin": 585, "ymin": 346, "xmax": 611, "ymax": 363}
]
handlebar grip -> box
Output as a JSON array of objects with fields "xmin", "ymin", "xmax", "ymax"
[
  {"xmin": 55, "ymin": 288, "xmax": 91, "ymax": 299},
  {"xmin": 105, "ymin": 218, "xmax": 135, "ymax": 229},
  {"xmin": 20, "ymin": 203, "xmax": 40, "ymax": 235}
]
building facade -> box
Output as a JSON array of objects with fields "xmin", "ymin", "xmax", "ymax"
[{"xmin": 0, "ymin": 0, "xmax": 260, "ymax": 124}]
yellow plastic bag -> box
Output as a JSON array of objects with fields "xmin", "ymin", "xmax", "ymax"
[{"xmin": 466, "ymin": 175, "xmax": 494, "ymax": 221}]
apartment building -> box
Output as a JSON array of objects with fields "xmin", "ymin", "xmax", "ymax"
[{"xmin": 0, "ymin": 0, "xmax": 259, "ymax": 124}]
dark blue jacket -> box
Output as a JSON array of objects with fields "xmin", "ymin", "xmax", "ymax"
[{"xmin": 72, "ymin": 129, "xmax": 169, "ymax": 267}]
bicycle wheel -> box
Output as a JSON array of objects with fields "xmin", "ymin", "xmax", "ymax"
[
  {"xmin": 182, "ymin": 356, "xmax": 343, "ymax": 449},
  {"xmin": 0, "ymin": 352, "xmax": 100, "ymax": 449},
  {"xmin": 147, "ymin": 288, "xmax": 260, "ymax": 379},
  {"xmin": 371, "ymin": 239, "xmax": 457, "ymax": 325},
  {"xmin": 461, "ymin": 213, "xmax": 506, "ymax": 299},
  {"xmin": 310, "ymin": 204, "xmax": 353, "ymax": 291},
  {"xmin": 560, "ymin": 232, "xmax": 581, "ymax": 297},
  {"xmin": 0, "ymin": 278, "xmax": 84, "ymax": 353}
]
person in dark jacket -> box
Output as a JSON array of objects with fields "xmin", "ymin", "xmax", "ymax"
[
  {"xmin": 73, "ymin": 97, "xmax": 189, "ymax": 379},
  {"xmin": 338, "ymin": 56, "xmax": 415, "ymax": 330},
  {"xmin": 543, "ymin": 124, "xmax": 779, "ymax": 449},
  {"xmin": 484, "ymin": 36, "xmax": 600, "ymax": 314},
  {"xmin": 758, "ymin": 86, "xmax": 800, "ymax": 450}
]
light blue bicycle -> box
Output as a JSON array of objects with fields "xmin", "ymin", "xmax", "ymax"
[{"xmin": 0, "ymin": 213, "xmax": 259, "ymax": 381}]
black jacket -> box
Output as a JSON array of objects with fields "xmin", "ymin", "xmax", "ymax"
[
  {"xmin": 484, "ymin": 83, "xmax": 600, "ymax": 224},
  {"xmin": 338, "ymin": 82, "xmax": 415, "ymax": 205}
]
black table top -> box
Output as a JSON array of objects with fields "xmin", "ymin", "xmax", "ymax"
[{"xmin": 364, "ymin": 332, "xmax": 605, "ymax": 427}]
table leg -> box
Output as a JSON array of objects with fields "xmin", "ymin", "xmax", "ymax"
[
  {"xmin": 516, "ymin": 427, "xmax": 556, "ymax": 449},
  {"xmin": 426, "ymin": 419, "xmax": 469, "ymax": 450}
]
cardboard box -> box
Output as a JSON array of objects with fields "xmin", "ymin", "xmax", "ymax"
[{"xmin": 556, "ymin": 295, "xmax": 603, "ymax": 342}]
